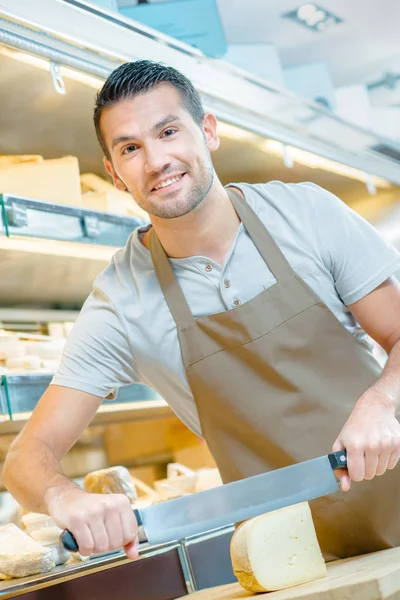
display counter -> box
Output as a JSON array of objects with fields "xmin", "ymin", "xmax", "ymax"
[{"xmin": 0, "ymin": 541, "xmax": 190, "ymax": 600}]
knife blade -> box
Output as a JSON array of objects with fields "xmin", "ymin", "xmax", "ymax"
[{"xmin": 61, "ymin": 450, "xmax": 347, "ymax": 551}]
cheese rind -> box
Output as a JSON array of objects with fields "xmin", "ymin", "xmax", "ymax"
[
  {"xmin": 230, "ymin": 502, "xmax": 327, "ymax": 592},
  {"xmin": 0, "ymin": 524, "xmax": 54, "ymax": 579},
  {"xmin": 84, "ymin": 466, "xmax": 137, "ymax": 503}
]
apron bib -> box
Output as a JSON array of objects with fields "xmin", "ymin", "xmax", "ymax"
[{"xmin": 150, "ymin": 188, "xmax": 400, "ymax": 561}]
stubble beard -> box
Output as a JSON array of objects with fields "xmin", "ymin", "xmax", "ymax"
[{"xmin": 137, "ymin": 153, "xmax": 215, "ymax": 220}]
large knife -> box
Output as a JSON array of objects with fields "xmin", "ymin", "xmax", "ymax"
[{"xmin": 61, "ymin": 450, "xmax": 347, "ymax": 551}]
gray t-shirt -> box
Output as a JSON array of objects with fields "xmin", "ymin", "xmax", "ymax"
[{"xmin": 52, "ymin": 181, "xmax": 400, "ymax": 436}]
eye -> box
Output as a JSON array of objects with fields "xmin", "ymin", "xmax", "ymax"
[
  {"xmin": 162, "ymin": 128, "xmax": 177, "ymax": 138},
  {"xmin": 122, "ymin": 144, "xmax": 138, "ymax": 155}
]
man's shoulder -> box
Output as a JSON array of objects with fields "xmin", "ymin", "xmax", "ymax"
[
  {"xmin": 230, "ymin": 180, "xmax": 326, "ymax": 218},
  {"xmin": 92, "ymin": 226, "xmax": 151, "ymax": 306},
  {"xmin": 230, "ymin": 180, "xmax": 324, "ymax": 204}
]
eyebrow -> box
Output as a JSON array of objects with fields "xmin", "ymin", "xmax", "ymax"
[{"xmin": 111, "ymin": 115, "xmax": 181, "ymax": 150}]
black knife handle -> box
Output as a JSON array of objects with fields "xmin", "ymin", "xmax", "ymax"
[
  {"xmin": 61, "ymin": 508, "xmax": 144, "ymax": 552},
  {"xmin": 328, "ymin": 450, "xmax": 347, "ymax": 470},
  {"xmin": 61, "ymin": 529, "xmax": 78, "ymax": 551}
]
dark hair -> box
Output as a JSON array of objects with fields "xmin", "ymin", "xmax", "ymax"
[{"xmin": 93, "ymin": 60, "xmax": 205, "ymax": 159}]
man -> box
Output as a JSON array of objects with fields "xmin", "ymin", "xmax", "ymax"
[{"xmin": 4, "ymin": 60, "xmax": 400, "ymax": 562}]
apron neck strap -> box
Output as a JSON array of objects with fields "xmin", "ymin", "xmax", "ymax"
[
  {"xmin": 149, "ymin": 186, "xmax": 294, "ymax": 328},
  {"xmin": 227, "ymin": 187, "xmax": 293, "ymax": 281},
  {"xmin": 150, "ymin": 229, "xmax": 195, "ymax": 329}
]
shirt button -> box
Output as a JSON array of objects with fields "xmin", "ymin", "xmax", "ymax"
[
  {"xmin": 224, "ymin": 280, "xmax": 231, "ymax": 288},
  {"xmin": 233, "ymin": 299, "xmax": 241, "ymax": 307},
  {"xmin": 205, "ymin": 263, "xmax": 213, "ymax": 272}
]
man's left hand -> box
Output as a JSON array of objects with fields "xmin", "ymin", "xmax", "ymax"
[{"xmin": 332, "ymin": 389, "xmax": 400, "ymax": 492}]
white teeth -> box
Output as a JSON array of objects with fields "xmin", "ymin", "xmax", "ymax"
[{"xmin": 154, "ymin": 175, "xmax": 182, "ymax": 190}]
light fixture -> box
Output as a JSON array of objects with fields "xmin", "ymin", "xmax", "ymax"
[
  {"xmin": 282, "ymin": 4, "xmax": 342, "ymax": 32},
  {"xmin": 260, "ymin": 140, "xmax": 392, "ymax": 188},
  {"xmin": 0, "ymin": 235, "xmax": 117, "ymax": 261},
  {"xmin": 217, "ymin": 122, "xmax": 259, "ymax": 141},
  {"xmin": 0, "ymin": 46, "xmax": 104, "ymax": 90}
]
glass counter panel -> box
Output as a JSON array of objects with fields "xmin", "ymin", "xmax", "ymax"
[
  {"xmin": 0, "ymin": 195, "xmax": 147, "ymax": 247},
  {"xmin": 1, "ymin": 375, "xmax": 160, "ymax": 418}
]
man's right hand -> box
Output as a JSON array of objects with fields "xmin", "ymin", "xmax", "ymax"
[{"xmin": 46, "ymin": 486, "xmax": 139, "ymax": 559}]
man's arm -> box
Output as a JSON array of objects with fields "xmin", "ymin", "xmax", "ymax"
[
  {"xmin": 3, "ymin": 385, "xmax": 138, "ymax": 558},
  {"xmin": 332, "ymin": 276, "xmax": 400, "ymax": 491}
]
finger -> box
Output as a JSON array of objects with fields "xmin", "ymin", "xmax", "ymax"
[
  {"xmin": 376, "ymin": 443, "xmax": 392, "ymax": 476},
  {"xmin": 346, "ymin": 444, "xmax": 365, "ymax": 482},
  {"xmin": 74, "ymin": 524, "xmax": 95, "ymax": 557},
  {"xmin": 105, "ymin": 508, "xmax": 124, "ymax": 551},
  {"xmin": 89, "ymin": 519, "xmax": 110, "ymax": 555},
  {"xmin": 331, "ymin": 437, "xmax": 344, "ymax": 453},
  {"xmin": 336, "ymin": 470, "xmax": 351, "ymax": 492},
  {"xmin": 124, "ymin": 538, "xmax": 139, "ymax": 560},
  {"xmin": 387, "ymin": 447, "xmax": 400, "ymax": 470},
  {"xmin": 364, "ymin": 447, "xmax": 380, "ymax": 480},
  {"xmin": 119, "ymin": 500, "xmax": 138, "ymax": 548}
]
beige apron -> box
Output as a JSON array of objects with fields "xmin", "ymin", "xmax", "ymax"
[{"xmin": 150, "ymin": 187, "xmax": 400, "ymax": 561}]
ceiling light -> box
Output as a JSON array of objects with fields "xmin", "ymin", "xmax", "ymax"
[
  {"xmin": 283, "ymin": 4, "xmax": 343, "ymax": 32},
  {"xmin": 260, "ymin": 140, "xmax": 391, "ymax": 188},
  {"xmin": 0, "ymin": 46, "xmax": 104, "ymax": 90},
  {"xmin": 217, "ymin": 122, "xmax": 259, "ymax": 141}
]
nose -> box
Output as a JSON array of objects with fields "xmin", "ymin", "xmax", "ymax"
[{"xmin": 144, "ymin": 142, "xmax": 170, "ymax": 175}]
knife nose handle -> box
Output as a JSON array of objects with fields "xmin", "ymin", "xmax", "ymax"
[
  {"xmin": 60, "ymin": 509, "xmax": 146, "ymax": 552},
  {"xmin": 328, "ymin": 450, "xmax": 347, "ymax": 470}
]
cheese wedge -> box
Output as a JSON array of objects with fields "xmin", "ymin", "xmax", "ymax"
[
  {"xmin": 0, "ymin": 524, "xmax": 54, "ymax": 579},
  {"xmin": 230, "ymin": 502, "xmax": 327, "ymax": 592},
  {"xmin": 0, "ymin": 156, "xmax": 82, "ymax": 206}
]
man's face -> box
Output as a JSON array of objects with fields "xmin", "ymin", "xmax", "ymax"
[{"xmin": 101, "ymin": 83, "xmax": 219, "ymax": 219}]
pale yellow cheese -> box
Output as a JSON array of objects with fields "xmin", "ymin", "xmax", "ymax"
[
  {"xmin": 155, "ymin": 463, "xmax": 197, "ymax": 500},
  {"xmin": 0, "ymin": 155, "xmax": 43, "ymax": 167},
  {"xmin": 0, "ymin": 341, "xmax": 25, "ymax": 360},
  {"xmin": 81, "ymin": 173, "xmax": 148, "ymax": 219},
  {"xmin": 230, "ymin": 502, "xmax": 327, "ymax": 592},
  {"xmin": 194, "ymin": 468, "xmax": 222, "ymax": 492},
  {"xmin": 0, "ymin": 524, "xmax": 54, "ymax": 579},
  {"xmin": 6, "ymin": 355, "xmax": 41, "ymax": 370},
  {"xmin": 0, "ymin": 156, "xmax": 82, "ymax": 206}
]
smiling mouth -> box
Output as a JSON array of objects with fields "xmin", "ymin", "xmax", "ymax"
[{"xmin": 152, "ymin": 173, "xmax": 185, "ymax": 192}]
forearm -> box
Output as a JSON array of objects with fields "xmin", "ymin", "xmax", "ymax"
[
  {"xmin": 369, "ymin": 339, "xmax": 400, "ymax": 414},
  {"xmin": 3, "ymin": 434, "xmax": 79, "ymax": 514}
]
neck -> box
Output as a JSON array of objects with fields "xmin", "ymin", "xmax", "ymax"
[{"xmin": 142, "ymin": 182, "xmax": 242, "ymax": 265}]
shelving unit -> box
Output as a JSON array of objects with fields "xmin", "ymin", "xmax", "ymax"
[
  {"xmin": 0, "ymin": 194, "xmax": 145, "ymax": 247},
  {"xmin": 0, "ymin": 375, "xmax": 170, "ymax": 434}
]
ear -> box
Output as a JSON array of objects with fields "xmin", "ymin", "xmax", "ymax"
[
  {"xmin": 203, "ymin": 113, "xmax": 220, "ymax": 153},
  {"xmin": 103, "ymin": 157, "xmax": 127, "ymax": 191}
]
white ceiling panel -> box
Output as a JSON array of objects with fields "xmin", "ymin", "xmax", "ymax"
[{"xmin": 216, "ymin": 0, "xmax": 400, "ymax": 89}]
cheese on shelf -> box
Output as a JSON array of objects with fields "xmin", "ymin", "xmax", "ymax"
[
  {"xmin": 81, "ymin": 173, "xmax": 148, "ymax": 219},
  {"xmin": 155, "ymin": 463, "xmax": 197, "ymax": 500},
  {"xmin": 0, "ymin": 155, "xmax": 43, "ymax": 167},
  {"xmin": 23, "ymin": 341, "xmax": 64, "ymax": 360},
  {"xmin": 0, "ymin": 156, "xmax": 82, "ymax": 206},
  {"xmin": 5, "ymin": 355, "xmax": 41, "ymax": 370},
  {"xmin": 230, "ymin": 502, "xmax": 327, "ymax": 593},
  {"xmin": 0, "ymin": 341, "xmax": 25, "ymax": 360},
  {"xmin": 0, "ymin": 524, "xmax": 54, "ymax": 579},
  {"xmin": 84, "ymin": 466, "xmax": 138, "ymax": 503},
  {"xmin": 194, "ymin": 468, "xmax": 222, "ymax": 493}
]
